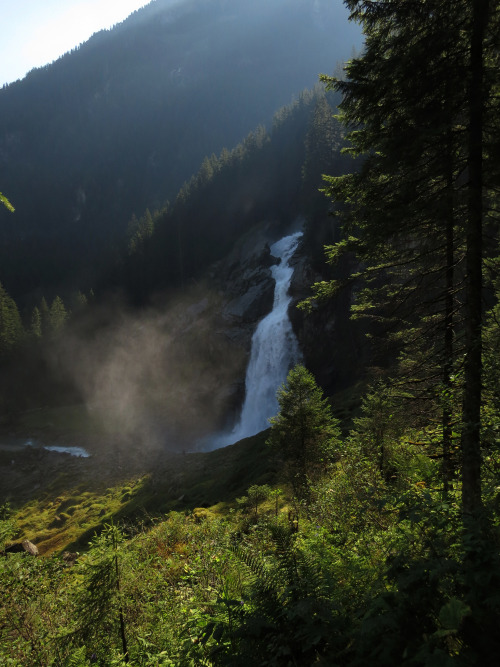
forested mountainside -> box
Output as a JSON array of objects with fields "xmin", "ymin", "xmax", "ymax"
[
  {"xmin": 0, "ymin": 0, "xmax": 360, "ymax": 304},
  {"xmin": 0, "ymin": 87, "xmax": 358, "ymax": 427},
  {"xmin": 109, "ymin": 87, "xmax": 352, "ymax": 302}
]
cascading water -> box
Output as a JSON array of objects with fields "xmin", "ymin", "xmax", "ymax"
[{"xmin": 210, "ymin": 230, "xmax": 303, "ymax": 448}]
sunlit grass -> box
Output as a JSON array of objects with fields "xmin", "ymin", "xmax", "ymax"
[{"xmin": 11, "ymin": 477, "xmax": 149, "ymax": 555}]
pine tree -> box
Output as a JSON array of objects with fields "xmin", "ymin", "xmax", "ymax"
[
  {"xmin": 0, "ymin": 283, "xmax": 23, "ymax": 354},
  {"xmin": 39, "ymin": 297, "xmax": 50, "ymax": 337},
  {"xmin": 67, "ymin": 524, "xmax": 129, "ymax": 662},
  {"xmin": 309, "ymin": 0, "xmax": 500, "ymax": 513},
  {"xmin": 30, "ymin": 306, "xmax": 42, "ymax": 339},
  {"xmin": 267, "ymin": 365, "xmax": 341, "ymax": 503},
  {"xmin": 49, "ymin": 296, "xmax": 68, "ymax": 334}
]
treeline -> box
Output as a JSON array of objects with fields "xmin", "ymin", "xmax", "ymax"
[
  {"xmin": 0, "ymin": 286, "xmax": 92, "ymax": 417},
  {"xmin": 0, "ymin": 286, "xmax": 75, "ymax": 356},
  {"xmin": 0, "ymin": 85, "xmax": 348, "ymax": 415}
]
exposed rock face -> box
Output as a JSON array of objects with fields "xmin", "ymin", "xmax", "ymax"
[
  {"xmin": 203, "ymin": 219, "xmax": 364, "ymax": 421},
  {"xmin": 288, "ymin": 246, "xmax": 366, "ymax": 395},
  {"xmin": 212, "ymin": 221, "xmax": 280, "ymax": 349}
]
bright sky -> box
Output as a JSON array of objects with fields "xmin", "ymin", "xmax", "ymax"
[{"xmin": 1, "ymin": 0, "xmax": 151, "ymax": 86}]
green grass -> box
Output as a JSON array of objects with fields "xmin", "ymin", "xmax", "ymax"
[{"xmin": 6, "ymin": 429, "xmax": 277, "ymax": 556}]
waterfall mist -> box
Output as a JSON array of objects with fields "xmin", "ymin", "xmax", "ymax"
[{"xmin": 46, "ymin": 286, "xmax": 247, "ymax": 454}]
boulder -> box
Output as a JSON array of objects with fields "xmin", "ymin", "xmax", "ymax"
[{"xmin": 22, "ymin": 540, "xmax": 39, "ymax": 556}]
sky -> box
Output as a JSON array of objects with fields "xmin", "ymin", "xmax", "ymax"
[{"xmin": 1, "ymin": 0, "xmax": 151, "ymax": 86}]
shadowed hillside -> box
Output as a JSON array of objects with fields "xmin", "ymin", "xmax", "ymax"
[{"xmin": 0, "ymin": 0, "xmax": 360, "ymax": 303}]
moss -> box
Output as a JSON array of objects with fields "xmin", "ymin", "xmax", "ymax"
[{"xmin": 7, "ymin": 431, "xmax": 278, "ymax": 555}]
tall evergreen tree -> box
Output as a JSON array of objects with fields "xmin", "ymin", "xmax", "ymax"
[
  {"xmin": 310, "ymin": 0, "xmax": 499, "ymax": 513},
  {"xmin": 49, "ymin": 296, "xmax": 68, "ymax": 334},
  {"xmin": 267, "ymin": 365, "xmax": 341, "ymax": 503},
  {"xmin": 0, "ymin": 283, "xmax": 23, "ymax": 354},
  {"xmin": 30, "ymin": 306, "xmax": 42, "ymax": 339}
]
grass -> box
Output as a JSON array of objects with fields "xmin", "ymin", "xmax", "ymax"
[{"xmin": 5, "ymin": 429, "xmax": 278, "ymax": 556}]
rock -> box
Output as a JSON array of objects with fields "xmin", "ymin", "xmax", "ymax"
[
  {"xmin": 22, "ymin": 540, "xmax": 39, "ymax": 556},
  {"xmin": 223, "ymin": 282, "xmax": 274, "ymax": 323},
  {"xmin": 211, "ymin": 222, "xmax": 283, "ymax": 353},
  {"xmin": 288, "ymin": 244, "xmax": 366, "ymax": 394},
  {"xmin": 62, "ymin": 551, "xmax": 79, "ymax": 565}
]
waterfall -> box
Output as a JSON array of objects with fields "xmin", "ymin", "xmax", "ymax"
[{"xmin": 210, "ymin": 230, "xmax": 303, "ymax": 448}]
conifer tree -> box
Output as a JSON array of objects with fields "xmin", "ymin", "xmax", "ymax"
[
  {"xmin": 267, "ymin": 365, "xmax": 341, "ymax": 503},
  {"xmin": 68, "ymin": 524, "xmax": 128, "ymax": 662},
  {"xmin": 30, "ymin": 306, "xmax": 42, "ymax": 339},
  {"xmin": 0, "ymin": 283, "xmax": 23, "ymax": 354},
  {"xmin": 39, "ymin": 297, "xmax": 50, "ymax": 337},
  {"xmin": 309, "ymin": 0, "xmax": 499, "ymax": 513},
  {"xmin": 49, "ymin": 296, "xmax": 68, "ymax": 333}
]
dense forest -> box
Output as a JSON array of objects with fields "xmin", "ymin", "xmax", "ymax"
[{"xmin": 1, "ymin": 0, "xmax": 500, "ymax": 665}]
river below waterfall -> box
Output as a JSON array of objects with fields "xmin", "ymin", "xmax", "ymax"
[
  {"xmin": 0, "ymin": 437, "xmax": 90, "ymax": 458},
  {"xmin": 209, "ymin": 230, "xmax": 303, "ymax": 449}
]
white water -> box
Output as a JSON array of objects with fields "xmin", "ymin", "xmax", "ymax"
[
  {"xmin": 43, "ymin": 445, "xmax": 90, "ymax": 458},
  {"xmin": 210, "ymin": 231, "xmax": 303, "ymax": 448},
  {"xmin": 0, "ymin": 438, "xmax": 90, "ymax": 458}
]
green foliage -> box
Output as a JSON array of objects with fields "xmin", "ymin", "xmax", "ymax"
[
  {"xmin": 29, "ymin": 306, "xmax": 42, "ymax": 339},
  {"xmin": 127, "ymin": 209, "xmax": 156, "ymax": 256},
  {"xmin": 49, "ymin": 295, "xmax": 69, "ymax": 333},
  {"xmin": 217, "ymin": 522, "xmax": 351, "ymax": 666},
  {"xmin": 309, "ymin": 0, "xmax": 500, "ymax": 513},
  {"xmin": 0, "ymin": 282, "xmax": 24, "ymax": 354},
  {"xmin": 64, "ymin": 523, "xmax": 129, "ymax": 663},
  {"xmin": 0, "ymin": 192, "xmax": 14, "ymax": 212},
  {"xmin": 0, "ymin": 553, "xmax": 69, "ymax": 666},
  {"xmin": 0, "ymin": 503, "xmax": 15, "ymax": 551},
  {"xmin": 236, "ymin": 484, "xmax": 272, "ymax": 522},
  {"xmin": 267, "ymin": 365, "xmax": 341, "ymax": 503},
  {"xmin": 0, "ymin": 435, "xmax": 498, "ymax": 665}
]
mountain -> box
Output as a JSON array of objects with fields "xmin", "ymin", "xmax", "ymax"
[
  {"xmin": 0, "ymin": 87, "xmax": 363, "ymax": 438},
  {"xmin": 0, "ymin": 0, "xmax": 360, "ymax": 305}
]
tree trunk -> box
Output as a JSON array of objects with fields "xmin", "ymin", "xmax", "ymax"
[
  {"xmin": 461, "ymin": 0, "xmax": 488, "ymax": 515},
  {"xmin": 442, "ymin": 136, "xmax": 454, "ymax": 500}
]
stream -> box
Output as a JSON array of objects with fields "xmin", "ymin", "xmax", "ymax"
[{"xmin": 0, "ymin": 438, "xmax": 90, "ymax": 458}]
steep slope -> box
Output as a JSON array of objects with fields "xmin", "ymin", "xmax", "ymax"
[{"xmin": 0, "ymin": 0, "xmax": 360, "ymax": 303}]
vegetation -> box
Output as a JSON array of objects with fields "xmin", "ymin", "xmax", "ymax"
[
  {"xmin": 0, "ymin": 192, "xmax": 14, "ymax": 212},
  {"xmin": 267, "ymin": 365, "xmax": 341, "ymax": 503},
  {"xmin": 0, "ymin": 0, "xmax": 499, "ymax": 665},
  {"xmin": 1, "ymin": 362, "xmax": 500, "ymax": 665},
  {"xmin": 111, "ymin": 86, "xmax": 348, "ymax": 303}
]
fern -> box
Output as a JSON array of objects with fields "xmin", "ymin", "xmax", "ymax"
[{"xmin": 221, "ymin": 523, "xmax": 350, "ymax": 666}]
